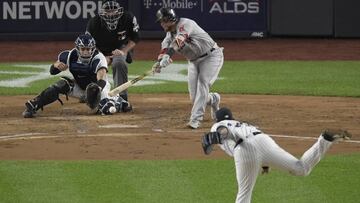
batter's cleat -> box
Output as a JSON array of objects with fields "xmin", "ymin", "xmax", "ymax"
[
  {"xmin": 187, "ymin": 120, "xmax": 200, "ymax": 129},
  {"xmin": 210, "ymin": 93, "xmax": 220, "ymax": 120},
  {"xmin": 321, "ymin": 129, "xmax": 352, "ymax": 142},
  {"xmin": 22, "ymin": 100, "xmax": 37, "ymax": 118}
]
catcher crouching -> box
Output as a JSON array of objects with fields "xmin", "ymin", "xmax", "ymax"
[{"xmin": 22, "ymin": 34, "xmax": 132, "ymax": 118}]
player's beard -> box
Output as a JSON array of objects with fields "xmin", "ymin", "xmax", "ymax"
[{"xmin": 162, "ymin": 22, "xmax": 176, "ymax": 32}]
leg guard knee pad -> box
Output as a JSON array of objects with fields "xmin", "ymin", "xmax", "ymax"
[{"xmin": 32, "ymin": 77, "xmax": 74, "ymax": 109}]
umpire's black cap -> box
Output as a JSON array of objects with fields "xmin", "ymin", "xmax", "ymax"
[{"xmin": 215, "ymin": 107, "xmax": 234, "ymax": 122}]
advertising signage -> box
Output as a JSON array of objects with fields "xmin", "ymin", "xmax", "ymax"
[
  {"xmin": 0, "ymin": 0, "xmax": 267, "ymax": 38},
  {"xmin": 141, "ymin": 0, "xmax": 267, "ymax": 35},
  {"xmin": 0, "ymin": 0, "xmax": 128, "ymax": 33}
]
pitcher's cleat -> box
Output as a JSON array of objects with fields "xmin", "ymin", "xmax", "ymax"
[{"xmin": 321, "ymin": 129, "xmax": 352, "ymax": 142}]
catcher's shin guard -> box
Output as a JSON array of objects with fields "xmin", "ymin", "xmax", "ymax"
[{"xmin": 22, "ymin": 78, "xmax": 73, "ymax": 118}]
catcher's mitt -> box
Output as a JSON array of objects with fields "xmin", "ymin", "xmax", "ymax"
[{"xmin": 85, "ymin": 82, "xmax": 101, "ymax": 109}]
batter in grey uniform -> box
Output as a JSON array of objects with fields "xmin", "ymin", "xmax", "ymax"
[
  {"xmin": 202, "ymin": 107, "xmax": 352, "ymax": 203},
  {"xmin": 154, "ymin": 8, "xmax": 223, "ymax": 129}
]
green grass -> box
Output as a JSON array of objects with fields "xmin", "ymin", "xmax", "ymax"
[
  {"xmin": 0, "ymin": 154, "xmax": 359, "ymax": 203},
  {"xmin": 1, "ymin": 61, "xmax": 360, "ymax": 96},
  {"xmin": 215, "ymin": 61, "xmax": 360, "ymax": 96}
]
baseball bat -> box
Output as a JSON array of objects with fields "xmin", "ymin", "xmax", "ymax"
[{"xmin": 108, "ymin": 69, "xmax": 154, "ymax": 97}]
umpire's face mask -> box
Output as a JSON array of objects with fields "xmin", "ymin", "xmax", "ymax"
[{"xmin": 99, "ymin": 1, "xmax": 123, "ymax": 31}]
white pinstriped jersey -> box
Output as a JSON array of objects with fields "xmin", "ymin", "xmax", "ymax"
[
  {"xmin": 210, "ymin": 120, "xmax": 262, "ymax": 156},
  {"xmin": 209, "ymin": 119, "xmax": 334, "ymax": 203}
]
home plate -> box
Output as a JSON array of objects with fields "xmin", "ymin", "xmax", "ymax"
[
  {"xmin": 98, "ymin": 124, "xmax": 139, "ymax": 128},
  {"xmin": 152, "ymin": 128, "xmax": 164, "ymax": 132}
]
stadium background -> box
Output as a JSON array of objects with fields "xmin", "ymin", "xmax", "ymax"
[{"xmin": 0, "ymin": 0, "xmax": 359, "ymax": 202}]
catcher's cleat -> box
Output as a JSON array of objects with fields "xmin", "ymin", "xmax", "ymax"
[
  {"xmin": 187, "ymin": 119, "xmax": 200, "ymax": 129},
  {"xmin": 22, "ymin": 100, "xmax": 37, "ymax": 118},
  {"xmin": 210, "ymin": 93, "xmax": 220, "ymax": 120},
  {"xmin": 78, "ymin": 95, "xmax": 86, "ymax": 103},
  {"xmin": 321, "ymin": 129, "xmax": 352, "ymax": 142}
]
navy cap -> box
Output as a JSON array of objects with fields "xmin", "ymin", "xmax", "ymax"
[{"xmin": 215, "ymin": 107, "xmax": 234, "ymax": 122}]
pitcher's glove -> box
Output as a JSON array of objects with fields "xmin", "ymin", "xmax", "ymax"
[
  {"xmin": 85, "ymin": 82, "xmax": 101, "ymax": 109},
  {"xmin": 201, "ymin": 132, "xmax": 222, "ymax": 155}
]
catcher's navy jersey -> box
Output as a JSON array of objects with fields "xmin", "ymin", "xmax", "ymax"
[{"xmin": 57, "ymin": 49, "xmax": 107, "ymax": 90}]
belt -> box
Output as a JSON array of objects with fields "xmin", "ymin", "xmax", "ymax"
[
  {"xmin": 192, "ymin": 47, "xmax": 216, "ymax": 61},
  {"xmin": 234, "ymin": 131, "xmax": 261, "ymax": 148}
]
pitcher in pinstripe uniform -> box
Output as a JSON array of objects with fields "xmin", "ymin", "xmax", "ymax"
[{"xmin": 201, "ymin": 107, "xmax": 352, "ymax": 203}]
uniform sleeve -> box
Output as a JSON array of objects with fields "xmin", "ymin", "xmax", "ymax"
[
  {"xmin": 58, "ymin": 50, "xmax": 70, "ymax": 65},
  {"xmin": 127, "ymin": 13, "xmax": 140, "ymax": 43},
  {"xmin": 175, "ymin": 19, "xmax": 194, "ymax": 39},
  {"xmin": 210, "ymin": 121, "xmax": 239, "ymax": 156},
  {"xmin": 219, "ymin": 140, "xmax": 236, "ymax": 157},
  {"xmin": 92, "ymin": 53, "xmax": 108, "ymax": 73},
  {"xmin": 86, "ymin": 17, "xmax": 95, "ymax": 36},
  {"xmin": 161, "ymin": 32, "xmax": 173, "ymax": 50}
]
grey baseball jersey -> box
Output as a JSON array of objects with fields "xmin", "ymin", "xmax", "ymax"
[
  {"xmin": 211, "ymin": 120, "xmax": 333, "ymax": 203},
  {"xmin": 161, "ymin": 18, "xmax": 224, "ymax": 123}
]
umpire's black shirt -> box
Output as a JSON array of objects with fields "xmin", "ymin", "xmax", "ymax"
[{"xmin": 86, "ymin": 11, "xmax": 140, "ymax": 56}]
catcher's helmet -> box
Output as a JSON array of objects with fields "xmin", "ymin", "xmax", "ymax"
[
  {"xmin": 215, "ymin": 107, "xmax": 234, "ymax": 122},
  {"xmin": 99, "ymin": 0, "xmax": 123, "ymax": 30},
  {"xmin": 156, "ymin": 8, "xmax": 178, "ymax": 22},
  {"xmin": 75, "ymin": 34, "xmax": 96, "ymax": 64}
]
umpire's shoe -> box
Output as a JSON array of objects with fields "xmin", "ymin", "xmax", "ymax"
[
  {"xmin": 321, "ymin": 129, "xmax": 352, "ymax": 142},
  {"xmin": 22, "ymin": 100, "xmax": 37, "ymax": 118}
]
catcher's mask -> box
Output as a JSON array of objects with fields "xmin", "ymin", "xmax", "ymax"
[
  {"xmin": 99, "ymin": 0, "xmax": 123, "ymax": 31},
  {"xmin": 215, "ymin": 107, "xmax": 234, "ymax": 122},
  {"xmin": 155, "ymin": 7, "xmax": 178, "ymax": 23},
  {"xmin": 75, "ymin": 34, "xmax": 96, "ymax": 64}
]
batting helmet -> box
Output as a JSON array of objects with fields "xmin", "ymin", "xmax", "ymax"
[
  {"xmin": 75, "ymin": 34, "xmax": 96, "ymax": 64},
  {"xmin": 215, "ymin": 107, "xmax": 234, "ymax": 122},
  {"xmin": 156, "ymin": 8, "xmax": 178, "ymax": 22},
  {"xmin": 99, "ymin": 0, "xmax": 123, "ymax": 30}
]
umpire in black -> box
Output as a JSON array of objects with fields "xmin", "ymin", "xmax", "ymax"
[{"xmin": 86, "ymin": 0, "xmax": 140, "ymax": 106}]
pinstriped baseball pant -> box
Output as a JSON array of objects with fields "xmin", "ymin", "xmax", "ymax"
[{"xmin": 234, "ymin": 133, "xmax": 333, "ymax": 203}]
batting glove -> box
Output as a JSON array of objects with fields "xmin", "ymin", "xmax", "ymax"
[{"xmin": 159, "ymin": 54, "xmax": 172, "ymax": 68}]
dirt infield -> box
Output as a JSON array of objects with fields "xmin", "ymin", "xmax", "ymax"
[{"xmin": 0, "ymin": 39, "xmax": 359, "ymax": 160}]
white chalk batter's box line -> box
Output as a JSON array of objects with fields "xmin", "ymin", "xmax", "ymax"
[{"xmin": 0, "ymin": 131, "xmax": 359, "ymax": 144}]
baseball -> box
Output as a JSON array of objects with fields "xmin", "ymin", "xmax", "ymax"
[{"xmin": 109, "ymin": 106, "xmax": 116, "ymax": 114}]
